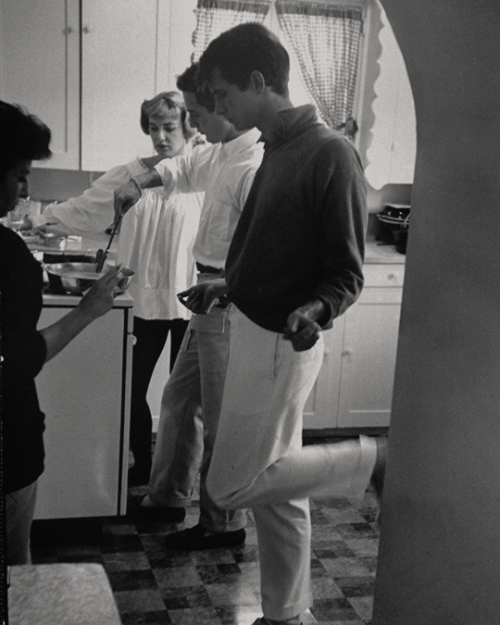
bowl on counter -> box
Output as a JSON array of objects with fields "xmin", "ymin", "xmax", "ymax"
[{"xmin": 44, "ymin": 262, "xmax": 134, "ymax": 295}]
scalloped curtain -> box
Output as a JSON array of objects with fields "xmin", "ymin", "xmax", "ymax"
[
  {"xmin": 275, "ymin": 1, "xmax": 363, "ymax": 132},
  {"xmin": 191, "ymin": 0, "xmax": 272, "ymax": 61}
]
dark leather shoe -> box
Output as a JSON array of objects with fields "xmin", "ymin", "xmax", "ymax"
[
  {"xmin": 164, "ymin": 523, "xmax": 246, "ymax": 550},
  {"xmin": 128, "ymin": 499, "xmax": 185, "ymax": 523}
]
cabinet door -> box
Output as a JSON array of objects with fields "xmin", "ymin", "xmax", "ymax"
[
  {"xmin": 337, "ymin": 286, "xmax": 402, "ymax": 427},
  {"xmin": 303, "ymin": 321, "xmax": 344, "ymax": 429},
  {"xmin": 34, "ymin": 306, "xmax": 132, "ymax": 519},
  {"xmin": 0, "ymin": 0, "xmax": 80, "ymax": 169},
  {"xmin": 80, "ymin": 0, "xmax": 159, "ymax": 171}
]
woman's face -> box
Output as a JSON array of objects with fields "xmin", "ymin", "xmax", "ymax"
[
  {"xmin": 0, "ymin": 160, "xmax": 30, "ymax": 218},
  {"xmin": 148, "ymin": 109, "xmax": 186, "ymax": 159}
]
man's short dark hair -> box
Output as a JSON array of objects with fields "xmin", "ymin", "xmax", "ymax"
[
  {"xmin": 176, "ymin": 63, "xmax": 216, "ymax": 113},
  {"xmin": 0, "ymin": 101, "xmax": 52, "ymax": 182},
  {"xmin": 197, "ymin": 23, "xmax": 290, "ymax": 96}
]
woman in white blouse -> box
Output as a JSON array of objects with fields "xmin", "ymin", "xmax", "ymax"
[{"xmin": 33, "ymin": 92, "xmax": 203, "ymax": 485}]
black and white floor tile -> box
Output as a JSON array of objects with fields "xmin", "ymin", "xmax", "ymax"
[{"xmin": 31, "ymin": 437, "xmax": 380, "ymax": 625}]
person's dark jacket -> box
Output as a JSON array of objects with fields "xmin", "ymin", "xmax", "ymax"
[{"xmin": 0, "ymin": 225, "xmax": 46, "ymax": 493}]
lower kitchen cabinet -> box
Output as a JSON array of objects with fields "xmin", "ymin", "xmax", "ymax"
[
  {"xmin": 303, "ymin": 262, "xmax": 404, "ymax": 430},
  {"xmin": 34, "ymin": 295, "xmax": 134, "ymax": 519}
]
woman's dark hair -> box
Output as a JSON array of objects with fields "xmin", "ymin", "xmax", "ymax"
[
  {"xmin": 176, "ymin": 63, "xmax": 216, "ymax": 113},
  {"xmin": 140, "ymin": 91, "xmax": 195, "ymax": 140},
  {"xmin": 197, "ymin": 23, "xmax": 290, "ymax": 96},
  {"xmin": 0, "ymin": 101, "xmax": 52, "ymax": 182}
]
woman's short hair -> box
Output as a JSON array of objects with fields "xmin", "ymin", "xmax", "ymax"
[
  {"xmin": 176, "ymin": 64, "xmax": 216, "ymax": 113},
  {"xmin": 197, "ymin": 23, "xmax": 290, "ymax": 96},
  {"xmin": 0, "ymin": 101, "xmax": 52, "ymax": 182},
  {"xmin": 140, "ymin": 91, "xmax": 195, "ymax": 139}
]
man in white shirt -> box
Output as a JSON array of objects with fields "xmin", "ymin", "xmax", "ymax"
[{"xmin": 115, "ymin": 63, "xmax": 264, "ymax": 550}]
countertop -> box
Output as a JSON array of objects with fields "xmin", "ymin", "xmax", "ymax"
[
  {"xmin": 43, "ymin": 292, "xmax": 134, "ymax": 307},
  {"xmin": 26, "ymin": 232, "xmax": 117, "ymax": 257},
  {"xmin": 364, "ymin": 238, "xmax": 406, "ymax": 264}
]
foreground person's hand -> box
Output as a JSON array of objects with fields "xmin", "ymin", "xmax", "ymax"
[{"xmin": 78, "ymin": 266, "xmax": 122, "ymax": 320}]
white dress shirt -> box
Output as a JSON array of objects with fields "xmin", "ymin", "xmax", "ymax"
[
  {"xmin": 155, "ymin": 128, "xmax": 263, "ymax": 269},
  {"xmin": 36, "ymin": 151, "xmax": 203, "ymax": 320}
]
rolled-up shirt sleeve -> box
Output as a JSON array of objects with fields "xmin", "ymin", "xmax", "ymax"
[{"xmin": 154, "ymin": 143, "xmax": 216, "ymax": 196}]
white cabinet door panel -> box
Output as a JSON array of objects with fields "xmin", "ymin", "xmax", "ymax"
[
  {"xmin": 0, "ymin": 0, "xmax": 80, "ymax": 169},
  {"xmin": 303, "ymin": 324, "xmax": 344, "ymax": 429},
  {"xmin": 34, "ymin": 307, "xmax": 132, "ymax": 519},
  {"xmin": 80, "ymin": 0, "xmax": 158, "ymax": 171},
  {"xmin": 337, "ymin": 288, "xmax": 402, "ymax": 428}
]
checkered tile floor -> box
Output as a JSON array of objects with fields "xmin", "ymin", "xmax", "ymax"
[{"xmin": 31, "ymin": 439, "xmax": 380, "ymax": 625}]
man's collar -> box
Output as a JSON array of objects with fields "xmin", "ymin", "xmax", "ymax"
[
  {"xmin": 221, "ymin": 127, "xmax": 262, "ymax": 156},
  {"xmin": 262, "ymin": 104, "xmax": 318, "ymax": 147}
]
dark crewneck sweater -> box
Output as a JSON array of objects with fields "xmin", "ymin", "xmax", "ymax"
[
  {"xmin": 1, "ymin": 225, "xmax": 47, "ymax": 492},
  {"xmin": 225, "ymin": 105, "xmax": 367, "ymax": 333}
]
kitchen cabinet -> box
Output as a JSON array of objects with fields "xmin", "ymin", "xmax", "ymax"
[
  {"xmin": 0, "ymin": 0, "xmax": 197, "ymax": 172},
  {"xmin": 0, "ymin": 0, "xmax": 80, "ymax": 169},
  {"xmin": 303, "ymin": 260, "xmax": 404, "ymax": 430},
  {"xmin": 34, "ymin": 294, "xmax": 134, "ymax": 519}
]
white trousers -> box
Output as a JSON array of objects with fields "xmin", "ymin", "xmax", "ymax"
[{"xmin": 207, "ymin": 307, "xmax": 376, "ymax": 620}]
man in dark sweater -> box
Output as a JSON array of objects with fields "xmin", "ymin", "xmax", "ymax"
[{"xmin": 177, "ymin": 24, "xmax": 386, "ymax": 625}]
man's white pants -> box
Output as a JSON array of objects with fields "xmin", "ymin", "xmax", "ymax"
[{"xmin": 207, "ymin": 307, "xmax": 377, "ymax": 620}]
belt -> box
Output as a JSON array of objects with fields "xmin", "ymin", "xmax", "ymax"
[{"xmin": 196, "ymin": 262, "xmax": 223, "ymax": 275}]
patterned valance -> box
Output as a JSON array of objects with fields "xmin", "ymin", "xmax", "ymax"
[
  {"xmin": 196, "ymin": 0, "xmax": 271, "ymax": 10},
  {"xmin": 192, "ymin": 0, "xmax": 272, "ymax": 61},
  {"xmin": 275, "ymin": 1, "xmax": 363, "ymax": 22}
]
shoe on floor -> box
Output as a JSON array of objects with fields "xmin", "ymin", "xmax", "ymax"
[
  {"xmin": 127, "ymin": 497, "xmax": 185, "ymax": 523},
  {"xmin": 127, "ymin": 465, "xmax": 151, "ymax": 487},
  {"xmin": 164, "ymin": 523, "xmax": 246, "ymax": 550}
]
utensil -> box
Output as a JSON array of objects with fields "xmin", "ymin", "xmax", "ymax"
[
  {"xmin": 45, "ymin": 262, "xmax": 134, "ymax": 295},
  {"xmin": 95, "ymin": 216, "xmax": 121, "ymax": 273}
]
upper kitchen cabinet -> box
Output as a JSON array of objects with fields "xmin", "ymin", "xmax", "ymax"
[
  {"xmin": 80, "ymin": 0, "xmax": 159, "ymax": 171},
  {"xmin": 0, "ymin": 0, "xmax": 197, "ymax": 171},
  {"xmin": 0, "ymin": 0, "xmax": 80, "ymax": 169}
]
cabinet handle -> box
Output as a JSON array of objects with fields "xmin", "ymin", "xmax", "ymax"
[
  {"xmin": 62, "ymin": 26, "xmax": 74, "ymax": 35},
  {"xmin": 82, "ymin": 25, "xmax": 91, "ymax": 34},
  {"xmin": 342, "ymin": 348, "xmax": 353, "ymax": 357},
  {"xmin": 387, "ymin": 273, "xmax": 396, "ymax": 280}
]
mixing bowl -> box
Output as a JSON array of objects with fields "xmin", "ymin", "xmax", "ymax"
[{"xmin": 44, "ymin": 262, "xmax": 134, "ymax": 295}]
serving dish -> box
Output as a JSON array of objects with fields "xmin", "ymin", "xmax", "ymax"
[{"xmin": 44, "ymin": 262, "xmax": 134, "ymax": 295}]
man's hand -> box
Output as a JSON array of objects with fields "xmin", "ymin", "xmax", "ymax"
[
  {"xmin": 177, "ymin": 278, "xmax": 227, "ymax": 314},
  {"xmin": 283, "ymin": 299, "xmax": 326, "ymax": 352},
  {"xmin": 114, "ymin": 180, "xmax": 142, "ymax": 223}
]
